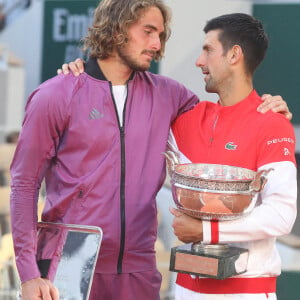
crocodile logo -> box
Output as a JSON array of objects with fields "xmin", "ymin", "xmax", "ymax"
[{"xmin": 225, "ymin": 142, "xmax": 237, "ymax": 150}]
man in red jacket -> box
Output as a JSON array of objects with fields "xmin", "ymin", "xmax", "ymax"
[{"xmin": 170, "ymin": 13, "xmax": 297, "ymax": 300}]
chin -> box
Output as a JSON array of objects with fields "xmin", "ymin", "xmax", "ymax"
[
  {"xmin": 133, "ymin": 63, "xmax": 151, "ymax": 72},
  {"xmin": 205, "ymin": 85, "xmax": 217, "ymax": 93}
]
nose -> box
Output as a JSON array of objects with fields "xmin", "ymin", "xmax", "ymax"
[
  {"xmin": 195, "ymin": 52, "xmax": 205, "ymax": 67},
  {"xmin": 151, "ymin": 35, "xmax": 161, "ymax": 51}
]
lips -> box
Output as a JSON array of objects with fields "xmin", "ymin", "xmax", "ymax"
[
  {"xmin": 202, "ymin": 68, "xmax": 209, "ymax": 75},
  {"xmin": 202, "ymin": 69, "xmax": 209, "ymax": 81},
  {"xmin": 142, "ymin": 50, "xmax": 155, "ymax": 58},
  {"xmin": 203, "ymin": 73, "xmax": 209, "ymax": 82}
]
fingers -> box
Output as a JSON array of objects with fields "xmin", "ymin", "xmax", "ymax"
[
  {"xmin": 39, "ymin": 279, "xmax": 59, "ymax": 300},
  {"xmin": 61, "ymin": 63, "xmax": 70, "ymax": 75},
  {"xmin": 20, "ymin": 277, "xmax": 59, "ymax": 300},
  {"xmin": 56, "ymin": 58, "xmax": 85, "ymax": 76},
  {"xmin": 50, "ymin": 286, "xmax": 59, "ymax": 300},
  {"xmin": 270, "ymin": 102, "xmax": 288, "ymax": 113},
  {"xmin": 258, "ymin": 94, "xmax": 284, "ymax": 113},
  {"xmin": 267, "ymin": 100, "xmax": 292, "ymax": 120},
  {"xmin": 74, "ymin": 58, "xmax": 85, "ymax": 72},
  {"xmin": 48, "ymin": 280, "xmax": 59, "ymax": 300},
  {"xmin": 69, "ymin": 58, "xmax": 85, "ymax": 76},
  {"xmin": 285, "ymin": 111, "xmax": 293, "ymax": 121},
  {"xmin": 169, "ymin": 207, "xmax": 183, "ymax": 217},
  {"xmin": 57, "ymin": 64, "xmax": 70, "ymax": 75},
  {"xmin": 258, "ymin": 95, "xmax": 292, "ymax": 120},
  {"xmin": 39, "ymin": 284, "xmax": 52, "ymax": 300},
  {"xmin": 260, "ymin": 93, "xmax": 271, "ymax": 101}
]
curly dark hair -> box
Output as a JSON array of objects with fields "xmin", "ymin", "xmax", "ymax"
[{"xmin": 83, "ymin": 0, "xmax": 171, "ymax": 61}]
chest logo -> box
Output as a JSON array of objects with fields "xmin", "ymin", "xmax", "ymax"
[
  {"xmin": 89, "ymin": 108, "xmax": 104, "ymax": 120},
  {"xmin": 225, "ymin": 142, "xmax": 238, "ymax": 150}
]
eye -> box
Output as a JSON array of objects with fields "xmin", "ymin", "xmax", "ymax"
[
  {"xmin": 159, "ymin": 32, "xmax": 165, "ymax": 41},
  {"xmin": 203, "ymin": 44, "xmax": 213, "ymax": 52},
  {"xmin": 205, "ymin": 47, "xmax": 213, "ymax": 55}
]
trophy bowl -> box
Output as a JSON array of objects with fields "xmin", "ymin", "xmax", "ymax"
[
  {"xmin": 172, "ymin": 163, "xmax": 264, "ymax": 220},
  {"xmin": 164, "ymin": 151, "xmax": 272, "ymax": 221}
]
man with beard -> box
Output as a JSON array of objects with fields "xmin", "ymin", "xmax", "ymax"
[
  {"xmin": 10, "ymin": 1, "xmax": 197, "ymax": 299},
  {"xmin": 169, "ymin": 13, "xmax": 297, "ymax": 300},
  {"xmin": 10, "ymin": 1, "xmax": 291, "ymax": 299}
]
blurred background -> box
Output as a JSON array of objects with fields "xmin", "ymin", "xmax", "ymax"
[{"xmin": 0, "ymin": 0, "xmax": 300, "ymax": 299}]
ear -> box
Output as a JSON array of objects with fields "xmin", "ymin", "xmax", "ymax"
[{"xmin": 229, "ymin": 45, "xmax": 243, "ymax": 65}]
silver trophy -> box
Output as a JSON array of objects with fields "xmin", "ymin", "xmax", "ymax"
[
  {"xmin": 164, "ymin": 151, "xmax": 272, "ymax": 279},
  {"xmin": 35, "ymin": 222, "xmax": 103, "ymax": 300}
]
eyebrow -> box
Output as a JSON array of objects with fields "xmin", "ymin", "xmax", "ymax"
[
  {"xmin": 144, "ymin": 24, "xmax": 159, "ymax": 31},
  {"xmin": 143, "ymin": 24, "xmax": 165, "ymax": 38}
]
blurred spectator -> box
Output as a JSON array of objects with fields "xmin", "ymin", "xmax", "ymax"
[
  {"xmin": 0, "ymin": 0, "xmax": 32, "ymax": 31},
  {"xmin": 5, "ymin": 131, "xmax": 19, "ymax": 144},
  {"xmin": 0, "ymin": 3, "xmax": 5, "ymax": 31},
  {"xmin": 0, "ymin": 170, "xmax": 5, "ymax": 186},
  {"xmin": 24, "ymin": 0, "xmax": 31, "ymax": 9},
  {"xmin": 0, "ymin": 131, "xmax": 19, "ymax": 186}
]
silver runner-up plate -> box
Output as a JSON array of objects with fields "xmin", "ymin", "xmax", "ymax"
[{"xmin": 36, "ymin": 222, "xmax": 103, "ymax": 300}]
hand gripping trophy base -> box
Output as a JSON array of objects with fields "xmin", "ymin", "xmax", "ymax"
[
  {"xmin": 170, "ymin": 242, "xmax": 249, "ymax": 279},
  {"xmin": 163, "ymin": 151, "xmax": 272, "ymax": 280}
]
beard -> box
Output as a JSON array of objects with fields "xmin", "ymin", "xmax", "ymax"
[
  {"xmin": 205, "ymin": 78, "xmax": 217, "ymax": 93},
  {"xmin": 116, "ymin": 44, "xmax": 152, "ymax": 71}
]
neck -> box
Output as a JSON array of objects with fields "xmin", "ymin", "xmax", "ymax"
[
  {"xmin": 218, "ymin": 75, "xmax": 253, "ymax": 106},
  {"xmin": 97, "ymin": 57, "xmax": 132, "ymax": 85}
]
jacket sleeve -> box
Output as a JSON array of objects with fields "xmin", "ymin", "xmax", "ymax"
[
  {"xmin": 202, "ymin": 161, "xmax": 297, "ymax": 244},
  {"xmin": 202, "ymin": 112, "xmax": 297, "ymax": 244},
  {"xmin": 162, "ymin": 76, "xmax": 199, "ymax": 121},
  {"xmin": 176, "ymin": 84, "xmax": 199, "ymax": 118},
  {"xmin": 10, "ymin": 76, "xmax": 69, "ymax": 283}
]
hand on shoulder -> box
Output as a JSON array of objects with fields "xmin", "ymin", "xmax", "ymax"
[{"xmin": 57, "ymin": 58, "xmax": 85, "ymax": 77}]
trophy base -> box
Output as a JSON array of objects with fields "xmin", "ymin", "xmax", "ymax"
[{"xmin": 170, "ymin": 243, "xmax": 249, "ymax": 279}]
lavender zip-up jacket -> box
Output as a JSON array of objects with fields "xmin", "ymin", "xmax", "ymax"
[{"xmin": 10, "ymin": 57, "xmax": 199, "ymax": 283}]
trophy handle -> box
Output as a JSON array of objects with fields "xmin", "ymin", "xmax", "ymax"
[
  {"xmin": 249, "ymin": 168, "xmax": 274, "ymax": 193},
  {"xmin": 162, "ymin": 150, "xmax": 180, "ymax": 173}
]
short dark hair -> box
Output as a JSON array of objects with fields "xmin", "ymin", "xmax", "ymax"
[{"xmin": 204, "ymin": 13, "xmax": 268, "ymax": 74}]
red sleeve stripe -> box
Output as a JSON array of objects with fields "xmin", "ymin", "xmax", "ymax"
[{"xmin": 211, "ymin": 220, "xmax": 219, "ymax": 244}]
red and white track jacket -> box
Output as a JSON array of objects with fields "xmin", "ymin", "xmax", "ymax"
[{"xmin": 170, "ymin": 90, "xmax": 297, "ymax": 294}]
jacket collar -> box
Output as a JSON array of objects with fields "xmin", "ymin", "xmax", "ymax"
[
  {"xmin": 85, "ymin": 56, "xmax": 107, "ymax": 80},
  {"xmin": 85, "ymin": 56, "xmax": 135, "ymax": 82}
]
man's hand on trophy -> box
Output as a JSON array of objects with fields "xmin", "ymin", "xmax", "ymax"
[
  {"xmin": 169, "ymin": 207, "xmax": 203, "ymax": 243},
  {"xmin": 20, "ymin": 277, "xmax": 59, "ymax": 300}
]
